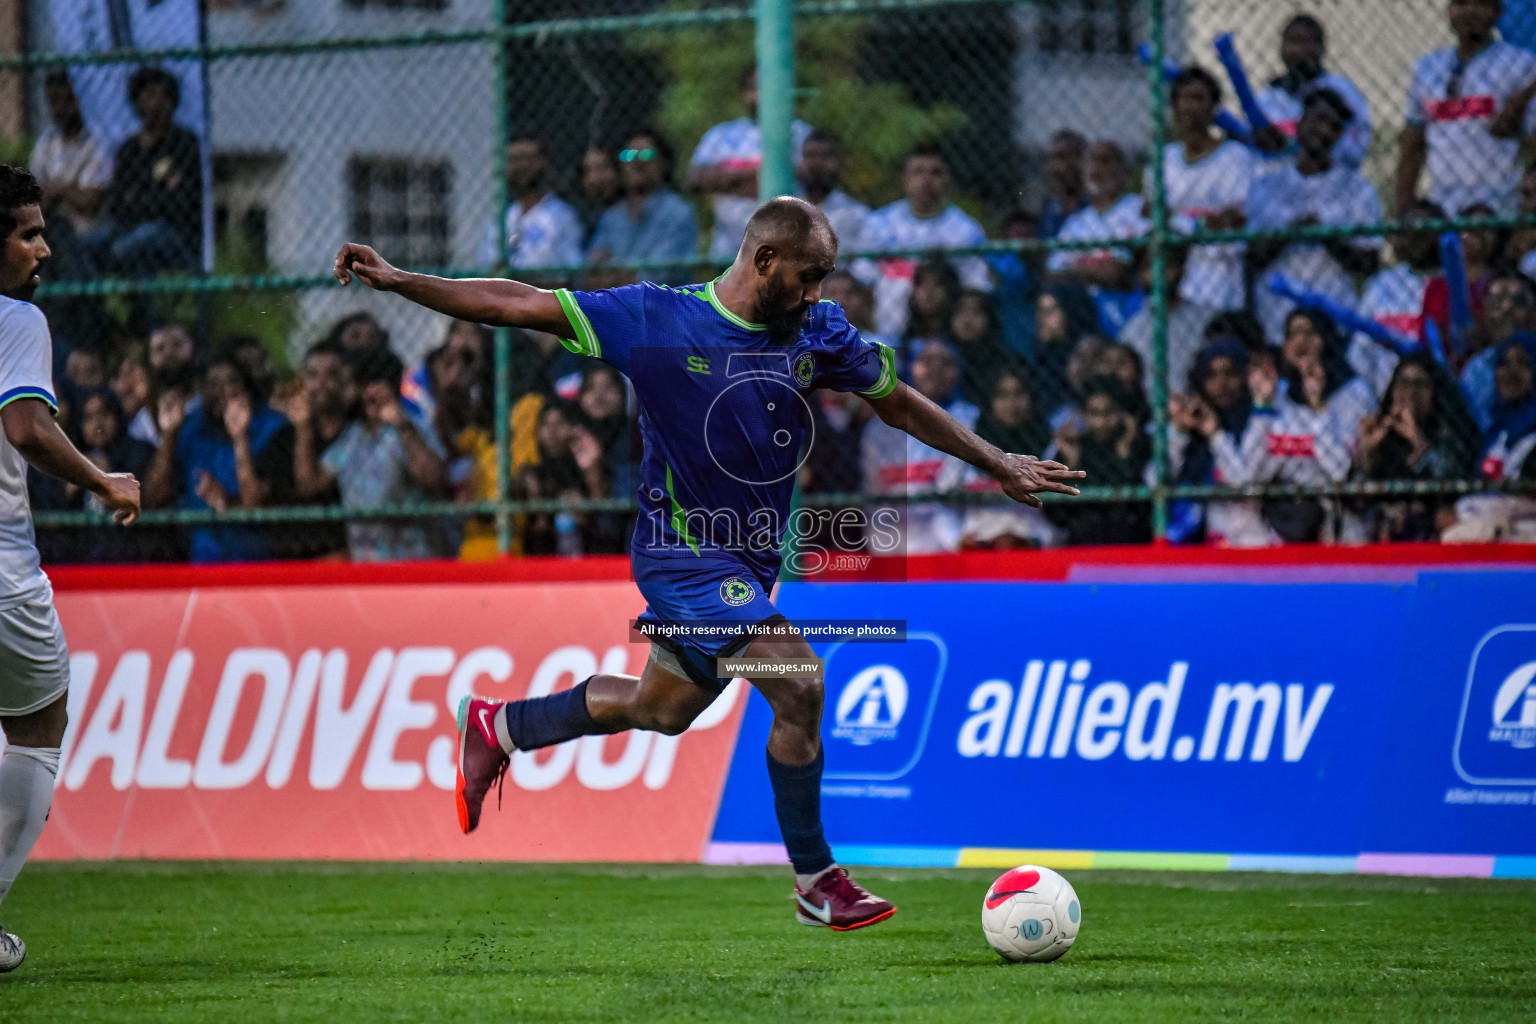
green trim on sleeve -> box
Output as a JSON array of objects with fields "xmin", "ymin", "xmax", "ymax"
[
  {"xmin": 856, "ymin": 342, "xmax": 898, "ymax": 400},
  {"xmin": 554, "ymin": 288, "xmax": 602, "ymax": 358}
]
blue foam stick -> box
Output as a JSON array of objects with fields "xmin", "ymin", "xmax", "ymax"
[
  {"xmin": 1213, "ymin": 33, "xmax": 1276, "ymax": 136},
  {"xmin": 1423, "ymin": 319, "xmax": 1450, "ymax": 369},
  {"xmin": 1264, "ymin": 273, "xmax": 1420, "ymax": 356},
  {"xmin": 1438, "ymin": 231, "xmax": 1473, "ymax": 361},
  {"xmin": 1137, "ymin": 44, "xmax": 1254, "ymax": 145}
]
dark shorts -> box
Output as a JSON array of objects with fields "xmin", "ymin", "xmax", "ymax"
[{"xmin": 648, "ymin": 612, "xmax": 790, "ymax": 694}]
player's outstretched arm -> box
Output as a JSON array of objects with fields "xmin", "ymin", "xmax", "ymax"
[
  {"xmin": 1, "ymin": 398, "xmax": 140, "ymax": 523},
  {"xmin": 863, "ymin": 381, "xmax": 1085, "ymax": 509},
  {"xmin": 333, "ymin": 243, "xmax": 572, "ymax": 336}
]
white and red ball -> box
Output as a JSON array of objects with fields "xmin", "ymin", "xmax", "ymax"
[{"xmin": 980, "ymin": 865, "xmax": 1080, "ymax": 963}]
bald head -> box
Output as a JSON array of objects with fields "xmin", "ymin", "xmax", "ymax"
[{"xmin": 741, "ymin": 196, "xmax": 837, "ymax": 262}]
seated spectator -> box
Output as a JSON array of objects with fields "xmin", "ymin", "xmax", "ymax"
[
  {"xmin": 1038, "ymin": 130, "xmax": 1087, "ymax": 239},
  {"xmin": 325, "ymin": 311, "xmax": 390, "ymax": 359},
  {"xmin": 1051, "ymin": 332, "xmax": 1111, "ymax": 435},
  {"xmin": 986, "ymin": 208, "xmax": 1039, "ymax": 358},
  {"xmin": 578, "ymin": 145, "xmax": 621, "ymax": 240},
  {"xmin": 287, "ymin": 340, "xmax": 354, "ymax": 553},
  {"xmin": 1157, "ymin": 67, "xmax": 1254, "ymax": 312},
  {"xmin": 1118, "ymin": 244, "xmax": 1217, "ymax": 403},
  {"xmin": 1093, "ymin": 342, "xmax": 1151, "ymax": 426},
  {"xmin": 1396, "ymin": 0, "xmax": 1536, "ymax": 217},
  {"xmin": 853, "ymin": 144, "xmax": 991, "ymax": 338},
  {"xmin": 1504, "ymin": 167, "xmax": 1536, "ymax": 273},
  {"xmin": 799, "ymin": 130, "xmax": 869, "ymax": 246},
  {"xmin": 519, "ymin": 400, "xmax": 608, "ymax": 556},
  {"xmin": 1462, "ymin": 274, "xmax": 1536, "ymax": 429},
  {"xmin": 690, "ymin": 67, "xmax": 813, "ymax": 260},
  {"xmin": 1351, "ymin": 199, "xmax": 1447, "ymax": 395},
  {"xmin": 949, "ymin": 288, "xmax": 1007, "ymax": 405},
  {"xmin": 901, "ymin": 258, "xmax": 960, "ymax": 365},
  {"xmin": 144, "ymin": 356, "xmax": 294, "ymax": 563},
  {"xmin": 1167, "ymin": 338, "xmax": 1273, "ymax": 547},
  {"xmin": 860, "ymin": 338, "xmax": 978, "ymax": 554},
  {"xmin": 112, "ymin": 345, "xmax": 152, "ymax": 444},
  {"xmin": 301, "ymin": 348, "xmax": 447, "ymax": 562},
  {"xmin": 573, "ymin": 364, "xmax": 632, "ymax": 554},
  {"xmin": 29, "ymin": 70, "xmax": 109, "ymax": 278},
  {"xmin": 59, "ymin": 388, "xmax": 157, "ymax": 563},
  {"xmin": 1354, "ymin": 353, "xmax": 1479, "ymax": 541},
  {"xmin": 225, "ymin": 334, "xmax": 275, "ymax": 410},
  {"xmin": 1046, "ymin": 140, "xmax": 1148, "ymax": 336},
  {"xmin": 82, "ymin": 67, "xmax": 201, "ymax": 277},
  {"xmin": 1247, "ymin": 89, "xmax": 1381, "ymax": 345},
  {"xmin": 477, "ymin": 133, "xmax": 585, "ymax": 273},
  {"xmin": 1225, "ymin": 309, "xmax": 1373, "ymax": 542},
  {"xmin": 587, "ymin": 129, "xmax": 697, "ymax": 286},
  {"xmin": 1253, "ymin": 14, "xmax": 1373, "ymax": 169},
  {"xmin": 1032, "ymin": 280, "xmax": 1101, "ymax": 412},
  {"xmin": 403, "ymin": 319, "xmax": 489, "ymax": 423},
  {"xmin": 130, "ymin": 323, "xmax": 200, "ymax": 445},
  {"xmin": 822, "ymin": 271, "xmax": 887, "ymax": 344},
  {"xmin": 63, "ymin": 346, "xmax": 105, "ymax": 396},
  {"xmin": 1478, "ymin": 333, "xmax": 1536, "ymax": 478},
  {"xmin": 1049, "ymin": 375, "xmax": 1151, "ymax": 546},
  {"xmin": 1422, "ymin": 202, "xmax": 1500, "ymax": 361},
  {"xmin": 961, "ymin": 364, "xmax": 1061, "ymax": 549}
]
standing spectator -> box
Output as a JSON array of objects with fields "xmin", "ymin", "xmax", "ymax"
[
  {"xmin": 1350, "ymin": 199, "xmax": 1447, "ymax": 395},
  {"xmin": 59, "ymin": 388, "xmax": 157, "ymax": 563},
  {"xmin": 578, "ymin": 145, "xmax": 621, "ymax": 239},
  {"xmin": 1247, "ymin": 89, "xmax": 1382, "ymax": 345},
  {"xmin": 587, "ymin": 129, "xmax": 697, "ymax": 286},
  {"xmin": 688, "ymin": 67, "xmax": 813, "ymax": 260},
  {"xmin": 1156, "ymin": 67, "xmax": 1255, "ymax": 312},
  {"xmin": 1354, "ymin": 353, "xmax": 1478, "ymax": 540},
  {"xmin": 797, "ymin": 130, "xmax": 869, "ymax": 246},
  {"xmin": 859, "ymin": 338, "xmax": 978, "ymax": 554},
  {"xmin": 28, "ymin": 71, "xmax": 109, "ymax": 274},
  {"xmin": 1462, "ymin": 274, "xmax": 1536, "ymax": 428},
  {"xmin": 1038, "ymin": 130, "xmax": 1087, "ymax": 239},
  {"xmin": 1049, "ymin": 375, "xmax": 1151, "ymax": 546},
  {"xmin": 477, "ymin": 134, "xmax": 585, "ymax": 273},
  {"xmin": 1253, "ymin": 14, "xmax": 1373, "ymax": 169},
  {"xmin": 301, "ymin": 348, "xmax": 447, "ymax": 562},
  {"xmin": 286, "ymin": 339, "xmax": 352, "ymax": 558},
  {"xmin": 1396, "ymin": 0, "xmax": 1536, "ymax": 217},
  {"xmin": 143, "ymin": 357, "xmax": 294, "ymax": 563},
  {"xmin": 853, "ymin": 145, "xmax": 991, "ymax": 339},
  {"xmin": 1118, "ymin": 244, "xmax": 1218, "ymax": 404},
  {"xmin": 83, "ymin": 67, "xmax": 202, "ymax": 276},
  {"xmin": 1046, "ymin": 140, "xmax": 1148, "ymax": 338},
  {"xmin": 1167, "ymin": 337, "xmax": 1273, "ymax": 547}
]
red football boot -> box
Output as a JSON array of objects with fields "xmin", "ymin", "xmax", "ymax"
[
  {"xmin": 794, "ymin": 867, "xmax": 897, "ymax": 931},
  {"xmin": 455, "ymin": 696, "xmax": 510, "ymax": 834}
]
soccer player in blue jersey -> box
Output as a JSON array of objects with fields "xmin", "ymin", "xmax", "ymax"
[{"xmin": 334, "ymin": 198, "xmax": 1083, "ymax": 930}]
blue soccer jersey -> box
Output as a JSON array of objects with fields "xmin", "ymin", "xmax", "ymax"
[{"xmin": 554, "ymin": 279, "xmax": 895, "ymax": 648}]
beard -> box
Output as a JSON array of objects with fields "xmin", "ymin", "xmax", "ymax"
[{"xmin": 761, "ymin": 277, "xmax": 808, "ymax": 345}]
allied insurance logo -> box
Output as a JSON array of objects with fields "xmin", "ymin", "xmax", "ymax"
[
  {"xmin": 823, "ymin": 634, "xmax": 947, "ymax": 782},
  {"xmin": 1454, "ymin": 625, "xmax": 1536, "ymax": 785},
  {"xmin": 832, "ymin": 665, "xmax": 908, "ymax": 746}
]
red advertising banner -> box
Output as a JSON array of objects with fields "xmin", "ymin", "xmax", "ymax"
[{"xmin": 29, "ymin": 581, "xmax": 746, "ymax": 862}]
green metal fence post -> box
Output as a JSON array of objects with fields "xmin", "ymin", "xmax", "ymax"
[
  {"xmin": 1146, "ymin": 0, "xmax": 1171, "ymax": 543},
  {"xmin": 492, "ymin": 0, "xmax": 514, "ymax": 556},
  {"xmin": 756, "ymin": 0, "xmax": 796, "ymax": 200}
]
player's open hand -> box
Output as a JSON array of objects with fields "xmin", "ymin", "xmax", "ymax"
[
  {"xmin": 334, "ymin": 243, "xmax": 404, "ymax": 291},
  {"xmin": 996, "ymin": 453, "xmax": 1085, "ymax": 509},
  {"xmin": 98, "ymin": 472, "xmax": 141, "ymax": 525}
]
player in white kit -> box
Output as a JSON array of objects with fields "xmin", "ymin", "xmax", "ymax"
[{"xmin": 0, "ymin": 165, "xmax": 140, "ymax": 971}]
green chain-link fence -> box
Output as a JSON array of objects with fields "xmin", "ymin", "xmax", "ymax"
[{"xmin": 8, "ymin": 0, "xmax": 1536, "ymax": 564}]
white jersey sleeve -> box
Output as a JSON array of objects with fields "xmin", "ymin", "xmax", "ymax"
[{"xmin": 0, "ymin": 302, "xmax": 57, "ymax": 414}]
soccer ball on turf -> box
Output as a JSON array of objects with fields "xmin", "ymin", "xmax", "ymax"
[{"xmin": 981, "ymin": 864, "xmax": 1080, "ymax": 963}]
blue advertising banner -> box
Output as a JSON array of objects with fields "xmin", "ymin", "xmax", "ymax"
[{"xmin": 708, "ymin": 572, "xmax": 1536, "ymax": 873}]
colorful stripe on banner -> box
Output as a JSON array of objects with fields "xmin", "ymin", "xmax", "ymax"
[{"xmin": 700, "ymin": 843, "xmax": 1536, "ymax": 878}]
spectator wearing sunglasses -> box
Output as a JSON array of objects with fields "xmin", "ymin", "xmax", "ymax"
[
  {"xmin": 689, "ymin": 66, "xmax": 813, "ymax": 260},
  {"xmin": 1396, "ymin": 0, "xmax": 1536, "ymax": 217},
  {"xmin": 586, "ymin": 129, "xmax": 697, "ymax": 286}
]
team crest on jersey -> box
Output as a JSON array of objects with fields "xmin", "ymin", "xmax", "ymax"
[
  {"xmin": 793, "ymin": 352, "xmax": 816, "ymax": 388},
  {"xmin": 720, "ymin": 577, "xmax": 755, "ymax": 607}
]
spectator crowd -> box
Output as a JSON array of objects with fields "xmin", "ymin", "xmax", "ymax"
[{"xmin": 27, "ymin": 2, "xmax": 1536, "ymax": 562}]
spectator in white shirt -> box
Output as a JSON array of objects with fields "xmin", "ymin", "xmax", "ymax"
[
  {"xmin": 853, "ymin": 144, "xmax": 991, "ymax": 338},
  {"xmin": 29, "ymin": 71, "xmax": 110, "ymax": 243},
  {"xmin": 1038, "ymin": 130, "xmax": 1088, "ymax": 239},
  {"xmin": 1118, "ymin": 243, "xmax": 1219, "ymax": 404},
  {"xmin": 1047, "ymin": 140, "xmax": 1146, "ymax": 292},
  {"xmin": 1247, "ymin": 88, "xmax": 1382, "ymax": 345},
  {"xmin": 1253, "ymin": 14, "xmax": 1373, "ymax": 170},
  {"xmin": 797, "ymin": 130, "xmax": 869, "ymax": 246},
  {"xmin": 1396, "ymin": 0, "xmax": 1536, "ymax": 217},
  {"xmin": 1350, "ymin": 199, "xmax": 1447, "ymax": 395},
  {"xmin": 688, "ymin": 66, "xmax": 812, "ymax": 260},
  {"xmin": 477, "ymin": 134, "xmax": 585, "ymax": 275},
  {"xmin": 1155, "ymin": 67, "xmax": 1255, "ymax": 312}
]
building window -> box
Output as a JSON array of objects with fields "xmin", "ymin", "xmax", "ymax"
[
  {"xmin": 342, "ymin": 0, "xmax": 449, "ymax": 10},
  {"xmin": 349, "ymin": 157, "xmax": 451, "ymax": 268},
  {"xmin": 1036, "ymin": 0, "xmax": 1137, "ymax": 56}
]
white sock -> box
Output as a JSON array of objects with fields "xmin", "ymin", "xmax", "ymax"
[
  {"xmin": 796, "ymin": 863, "xmax": 839, "ymax": 891},
  {"xmin": 0, "ymin": 746, "xmax": 60, "ymax": 911},
  {"xmin": 492, "ymin": 704, "xmax": 517, "ymax": 755}
]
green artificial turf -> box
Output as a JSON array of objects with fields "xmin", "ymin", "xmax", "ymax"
[{"xmin": 1, "ymin": 863, "xmax": 1532, "ymax": 1022}]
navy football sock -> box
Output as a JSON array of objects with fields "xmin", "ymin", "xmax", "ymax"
[
  {"xmin": 497, "ymin": 678, "xmax": 610, "ymax": 752},
  {"xmin": 767, "ymin": 746, "xmax": 834, "ymax": 877}
]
